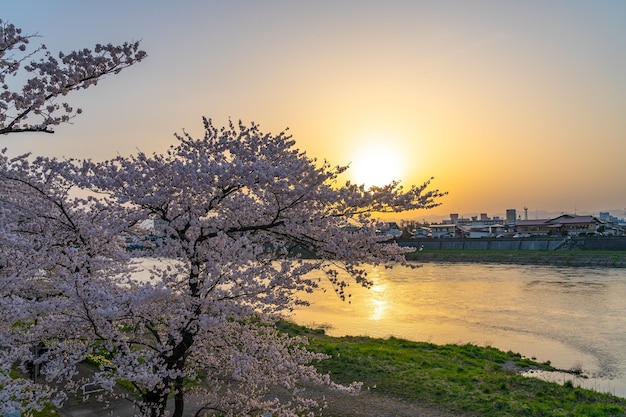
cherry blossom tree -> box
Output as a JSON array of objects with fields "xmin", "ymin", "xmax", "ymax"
[
  {"xmin": 0, "ymin": 118, "xmax": 445, "ymax": 416},
  {"xmin": 0, "ymin": 18, "xmax": 146, "ymax": 135}
]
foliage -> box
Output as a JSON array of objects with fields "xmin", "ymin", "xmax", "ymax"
[
  {"xmin": 0, "ymin": 18, "xmax": 146, "ymax": 135},
  {"xmin": 0, "ymin": 117, "xmax": 444, "ymax": 417},
  {"xmin": 302, "ymin": 330, "xmax": 626, "ymax": 417}
]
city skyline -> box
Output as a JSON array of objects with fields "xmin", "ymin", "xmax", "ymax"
[
  {"xmin": 2, "ymin": 1, "xmax": 626, "ymax": 220},
  {"xmin": 424, "ymin": 206, "xmax": 626, "ymax": 224}
]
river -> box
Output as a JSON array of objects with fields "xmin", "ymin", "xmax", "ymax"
[{"xmin": 288, "ymin": 262, "xmax": 626, "ymax": 397}]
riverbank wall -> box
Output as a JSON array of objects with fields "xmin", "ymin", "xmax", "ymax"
[
  {"xmin": 400, "ymin": 236, "xmax": 626, "ymax": 267},
  {"xmin": 400, "ymin": 236, "xmax": 626, "ymax": 251},
  {"xmin": 406, "ymin": 250, "xmax": 626, "ymax": 267}
]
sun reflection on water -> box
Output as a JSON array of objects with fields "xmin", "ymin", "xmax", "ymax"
[
  {"xmin": 369, "ymin": 298, "xmax": 388, "ymax": 321},
  {"xmin": 367, "ymin": 283, "xmax": 388, "ymax": 321}
]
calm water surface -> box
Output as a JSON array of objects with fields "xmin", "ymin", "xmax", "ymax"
[{"xmin": 289, "ymin": 262, "xmax": 626, "ymax": 397}]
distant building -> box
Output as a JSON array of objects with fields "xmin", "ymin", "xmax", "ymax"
[
  {"xmin": 506, "ymin": 209, "xmax": 517, "ymax": 225},
  {"xmin": 430, "ymin": 223, "xmax": 456, "ymax": 238},
  {"xmin": 516, "ymin": 214, "xmax": 600, "ymax": 236},
  {"xmin": 597, "ymin": 212, "xmax": 626, "ymax": 235},
  {"xmin": 377, "ymin": 222, "xmax": 402, "ymax": 238},
  {"xmin": 432, "ymin": 209, "xmax": 625, "ymax": 237},
  {"xmin": 458, "ymin": 223, "xmax": 506, "ymax": 238},
  {"xmin": 411, "ymin": 227, "xmax": 432, "ymax": 238}
]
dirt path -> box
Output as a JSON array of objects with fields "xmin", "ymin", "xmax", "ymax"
[
  {"xmin": 63, "ymin": 388, "xmax": 470, "ymax": 417},
  {"xmin": 303, "ymin": 384, "xmax": 473, "ymax": 417},
  {"xmin": 61, "ymin": 362, "xmax": 471, "ymax": 417}
]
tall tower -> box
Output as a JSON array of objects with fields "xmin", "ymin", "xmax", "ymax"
[
  {"xmin": 524, "ymin": 207, "xmax": 528, "ymax": 221},
  {"xmin": 506, "ymin": 209, "xmax": 516, "ymax": 224}
]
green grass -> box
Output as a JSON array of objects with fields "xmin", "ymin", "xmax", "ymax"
[
  {"xmin": 405, "ymin": 249, "xmax": 626, "ymax": 268},
  {"xmin": 278, "ymin": 323, "xmax": 626, "ymax": 417},
  {"xmin": 413, "ymin": 249, "xmax": 625, "ymax": 255},
  {"xmin": 31, "ymin": 404, "xmax": 59, "ymax": 417},
  {"xmin": 4, "ymin": 370, "xmax": 60, "ymax": 417},
  {"xmin": 15, "ymin": 322, "xmax": 626, "ymax": 416}
]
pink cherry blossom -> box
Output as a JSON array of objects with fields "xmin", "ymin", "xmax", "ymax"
[
  {"xmin": 0, "ymin": 18, "xmax": 145, "ymax": 135},
  {"xmin": 1, "ymin": 119, "xmax": 444, "ymax": 416},
  {"xmin": 0, "ymin": 20, "xmax": 445, "ymax": 417}
]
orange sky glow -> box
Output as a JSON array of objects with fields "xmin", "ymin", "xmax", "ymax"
[{"xmin": 3, "ymin": 1, "xmax": 626, "ymax": 222}]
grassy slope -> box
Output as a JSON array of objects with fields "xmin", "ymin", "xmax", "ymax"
[
  {"xmin": 282, "ymin": 323, "xmax": 626, "ymax": 417},
  {"xmin": 25, "ymin": 322, "xmax": 626, "ymax": 416},
  {"xmin": 406, "ymin": 249, "xmax": 626, "ymax": 268}
]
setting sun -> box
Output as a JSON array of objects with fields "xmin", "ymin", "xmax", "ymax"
[{"xmin": 350, "ymin": 145, "xmax": 404, "ymax": 188}]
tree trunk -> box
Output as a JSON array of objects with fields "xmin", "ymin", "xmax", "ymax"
[
  {"xmin": 142, "ymin": 388, "xmax": 169, "ymax": 417},
  {"xmin": 172, "ymin": 376, "xmax": 185, "ymax": 417}
]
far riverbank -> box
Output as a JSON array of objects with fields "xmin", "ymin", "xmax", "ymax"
[
  {"xmin": 399, "ymin": 236, "xmax": 626, "ymax": 267},
  {"xmin": 406, "ymin": 249, "xmax": 626, "ymax": 268}
]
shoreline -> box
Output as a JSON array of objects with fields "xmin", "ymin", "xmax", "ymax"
[{"xmin": 406, "ymin": 250, "xmax": 626, "ymax": 268}]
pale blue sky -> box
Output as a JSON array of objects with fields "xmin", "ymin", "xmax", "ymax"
[{"xmin": 2, "ymin": 1, "xmax": 626, "ymax": 220}]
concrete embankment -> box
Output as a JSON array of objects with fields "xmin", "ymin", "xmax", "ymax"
[
  {"xmin": 406, "ymin": 250, "xmax": 626, "ymax": 268},
  {"xmin": 400, "ymin": 236, "xmax": 626, "ymax": 267}
]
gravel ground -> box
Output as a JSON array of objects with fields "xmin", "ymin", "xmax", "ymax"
[
  {"xmin": 62, "ymin": 382, "xmax": 473, "ymax": 417},
  {"xmin": 300, "ymin": 383, "xmax": 474, "ymax": 417},
  {"xmin": 60, "ymin": 362, "xmax": 473, "ymax": 417}
]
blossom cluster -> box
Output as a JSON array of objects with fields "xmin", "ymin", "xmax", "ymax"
[
  {"xmin": 0, "ymin": 18, "xmax": 146, "ymax": 135},
  {"xmin": 1, "ymin": 115, "xmax": 443, "ymax": 416}
]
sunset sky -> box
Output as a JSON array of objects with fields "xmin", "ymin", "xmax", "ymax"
[{"xmin": 3, "ymin": 1, "xmax": 626, "ymax": 222}]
